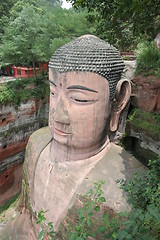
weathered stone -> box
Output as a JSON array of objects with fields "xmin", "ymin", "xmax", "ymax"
[
  {"xmin": 0, "ymin": 35, "xmax": 145, "ymax": 239},
  {"xmin": 131, "ymin": 75, "xmax": 160, "ymax": 112},
  {"xmin": 0, "ymin": 161, "xmax": 22, "ymax": 206},
  {"xmin": 49, "ymin": 35, "xmax": 125, "ymax": 101},
  {"xmin": 123, "ymin": 60, "xmax": 136, "ymax": 81},
  {"xmin": 0, "ymin": 99, "xmax": 49, "ymax": 206},
  {"xmin": 0, "ymin": 128, "xmax": 145, "ymax": 239},
  {"xmin": 128, "ymin": 129, "xmax": 160, "ymax": 155}
]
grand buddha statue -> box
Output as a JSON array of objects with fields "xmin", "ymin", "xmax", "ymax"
[
  {"xmin": 23, "ymin": 35, "xmax": 145, "ymax": 229},
  {"xmin": 0, "ymin": 35, "xmax": 145, "ymax": 239}
]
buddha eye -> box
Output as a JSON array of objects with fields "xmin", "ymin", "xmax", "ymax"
[
  {"xmin": 74, "ymin": 99, "xmax": 88, "ymax": 103},
  {"xmin": 71, "ymin": 97, "xmax": 96, "ymax": 104}
]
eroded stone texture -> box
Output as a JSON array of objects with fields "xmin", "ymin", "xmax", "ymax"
[
  {"xmin": 0, "ymin": 127, "xmax": 145, "ymax": 239},
  {"xmin": 131, "ymin": 75, "xmax": 160, "ymax": 112},
  {"xmin": 0, "ymin": 161, "xmax": 22, "ymax": 206},
  {"xmin": 22, "ymin": 35, "xmax": 144, "ymax": 232},
  {"xmin": 0, "ymin": 98, "xmax": 49, "ymax": 206},
  {"xmin": 25, "ymin": 128, "xmax": 145, "ymax": 230},
  {"xmin": 0, "ymin": 35, "xmax": 145, "ymax": 239},
  {"xmin": 49, "ymin": 35, "xmax": 125, "ymax": 101}
]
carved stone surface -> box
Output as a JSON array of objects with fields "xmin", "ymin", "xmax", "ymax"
[
  {"xmin": 49, "ymin": 35, "xmax": 125, "ymax": 100},
  {"xmin": 26, "ymin": 127, "xmax": 145, "ymax": 229},
  {"xmin": 0, "ymin": 35, "xmax": 145, "ymax": 239},
  {"xmin": 23, "ymin": 35, "xmax": 143, "ymax": 230}
]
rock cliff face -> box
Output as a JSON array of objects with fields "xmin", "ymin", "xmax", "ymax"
[
  {"xmin": 124, "ymin": 125, "xmax": 160, "ymax": 165},
  {"xmin": 0, "ymin": 98, "xmax": 49, "ymax": 206},
  {"xmin": 124, "ymin": 67, "xmax": 160, "ymax": 163},
  {"xmin": 131, "ymin": 75, "xmax": 160, "ymax": 112}
]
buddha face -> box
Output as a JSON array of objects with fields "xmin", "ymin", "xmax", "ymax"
[{"xmin": 49, "ymin": 70, "xmax": 111, "ymax": 153}]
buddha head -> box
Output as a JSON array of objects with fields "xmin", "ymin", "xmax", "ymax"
[{"xmin": 48, "ymin": 35, "xmax": 131, "ymax": 161}]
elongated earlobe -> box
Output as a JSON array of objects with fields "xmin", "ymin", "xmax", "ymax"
[{"xmin": 110, "ymin": 79, "xmax": 131, "ymax": 132}]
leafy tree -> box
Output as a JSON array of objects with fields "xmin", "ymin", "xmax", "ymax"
[
  {"xmin": 69, "ymin": 0, "xmax": 160, "ymax": 50},
  {"xmin": 0, "ymin": 3, "xmax": 96, "ymax": 72},
  {"xmin": 40, "ymin": 6, "xmax": 96, "ymax": 59},
  {"xmin": 38, "ymin": 0, "xmax": 62, "ymax": 7},
  {"xmin": 0, "ymin": 0, "xmax": 18, "ymax": 43},
  {"xmin": 0, "ymin": 0, "xmax": 17, "ymax": 17},
  {"xmin": 0, "ymin": 6, "xmax": 45, "ymax": 78},
  {"xmin": 0, "ymin": 0, "xmax": 62, "ymax": 43},
  {"xmin": 9, "ymin": 0, "xmax": 42, "ymax": 20}
]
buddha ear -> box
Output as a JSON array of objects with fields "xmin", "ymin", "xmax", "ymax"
[{"xmin": 110, "ymin": 79, "xmax": 131, "ymax": 132}]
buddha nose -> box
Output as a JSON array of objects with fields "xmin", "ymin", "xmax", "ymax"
[{"xmin": 54, "ymin": 98, "xmax": 70, "ymax": 124}]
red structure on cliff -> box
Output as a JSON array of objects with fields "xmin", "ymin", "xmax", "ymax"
[{"xmin": 1, "ymin": 63, "xmax": 49, "ymax": 78}]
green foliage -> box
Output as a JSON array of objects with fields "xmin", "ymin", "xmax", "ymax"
[
  {"xmin": 119, "ymin": 158, "xmax": 160, "ymax": 210},
  {"xmin": 68, "ymin": 180, "xmax": 105, "ymax": 240},
  {"xmin": 0, "ymin": 73, "xmax": 49, "ymax": 108},
  {"xmin": 105, "ymin": 206, "xmax": 160, "ymax": 240},
  {"xmin": 69, "ymin": 0, "xmax": 160, "ymax": 50},
  {"xmin": 116, "ymin": 157, "xmax": 160, "ymax": 239},
  {"xmin": 0, "ymin": 85, "xmax": 14, "ymax": 104},
  {"xmin": 127, "ymin": 108, "xmax": 160, "ymax": 140},
  {"xmin": 9, "ymin": 0, "xmax": 61, "ymax": 20},
  {"xmin": 0, "ymin": 192, "xmax": 20, "ymax": 214},
  {"xmin": 36, "ymin": 162, "xmax": 160, "ymax": 239},
  {"xmin": 0, "ymin": 5, "xmax": 44, "ymax": 72},
  {"xmin": 0, "ymin": 1, "xmax": 96, "ymax": 67},
  {"xmin": 136, "ymin": 41, "xmax": 160, "ymax": 77},
  {"xmin": 0, "ymin": 192, "xmax": 20, "ymax": 224},
  {"xmin": 36, "ymin": 209, "xmax": 55, "ymax": 240},
  {"xmin": 0, "ymin": 0, "xmax": 17, "ymax": 18},
  {"xmin": 68, "ymin": 157, "xmax": 160, "ymax": 239},
  {"xmin": 39, "ymin": 7, "xmax": 96, "ymax": 60}
]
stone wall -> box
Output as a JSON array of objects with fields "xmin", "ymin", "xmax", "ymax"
[
  {"xmin": 0, "ymin": 98, "xmax": 49, "ymax": 206},
  {"xmin": 122, "ymin": 61, "xmax": 160, "ymax": 163},
  {"xmin": 124, "ymin": 126, "xmax": 160, "ymax": 165},
  {"xmin": 131, "ymin": 75, "xmax": 160, "ymax": 112}
]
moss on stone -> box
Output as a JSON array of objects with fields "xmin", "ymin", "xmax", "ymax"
[
  {"xmin": 0, "ymin": 192, "xmax": 20, "ymax": 214},
  {"xmin": 127, "ymin": 109, "xmax": 160, "ymax": 140},
  {"xmin": 0, "ymin": 118, "xmax": 48, "ymax": 139},
  {"xmin": 0, "ymin": 74, "xmax": 49, "ymax": 108}
]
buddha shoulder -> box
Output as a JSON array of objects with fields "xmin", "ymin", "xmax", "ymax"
[{"xmin": 25, "ymin": 127, "xmax": 52, "ymax": 167}]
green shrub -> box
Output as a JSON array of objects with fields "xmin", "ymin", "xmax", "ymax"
[
  {"xmin": 127, "ymin": 108, "xmax": 160, "ymax": 140},
  {"xmin": 135, "ymin": 41, "xmax": 160, "ymax": 77},
  {"xmin": 34, "ymin": 156, "xmax": 160, "ymax": 240},
  {"xmin": 68, "ymin": 180, "xmax": 106, "ymax": 240},
  {"xmin": 0, "ymin": 73, "xmax": 49, "ymax": 107},
  {"xmin": 36, "ymin": 209, "xmax": 55, "ymax": 240},
  {"xmin": 116, "ymin": 157, "xmax": 160, "ymax": 239},
  {"xmin": 68, "ymin": 157, "xmax": 160, "ymax": 239},
  {"xmin": 0, "ymin": 85, "xmax": 14, "ymax": 103}
]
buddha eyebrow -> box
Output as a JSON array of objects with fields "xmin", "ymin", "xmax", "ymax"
[
  {"xmin": 67, "ymin": 85, "xmax": 98, "ymax": 93},
  {"xmin": 49, "ymin": 80, "xmax": 57, "ymax": 87}
]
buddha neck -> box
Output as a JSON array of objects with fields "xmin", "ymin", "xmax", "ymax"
[{"xmin": 49, "ymin": 136, "xmax": 110, "ymax": 163}]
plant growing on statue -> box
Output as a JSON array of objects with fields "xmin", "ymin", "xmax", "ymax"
[
  {"xmin": 35, "ymin": 158, "xmax": 160, "ymax": 240},
  {"xmin": 68, "ymin": 180, "xmax": 106, "ymax": 240},
  {"xmin": 68, "ymin": 157, "xmax": 160, "ymax": 239},
  {"xmin": 36, "ymin": 209, "xmax": 55, "ymax": 240},
  {"xmin": 115, "ymin": 157, "xmax": 160, "ymax": 239},
  {"xmin": 118, "ymin": 157, "xmax": 160, "ymax": 209}
]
